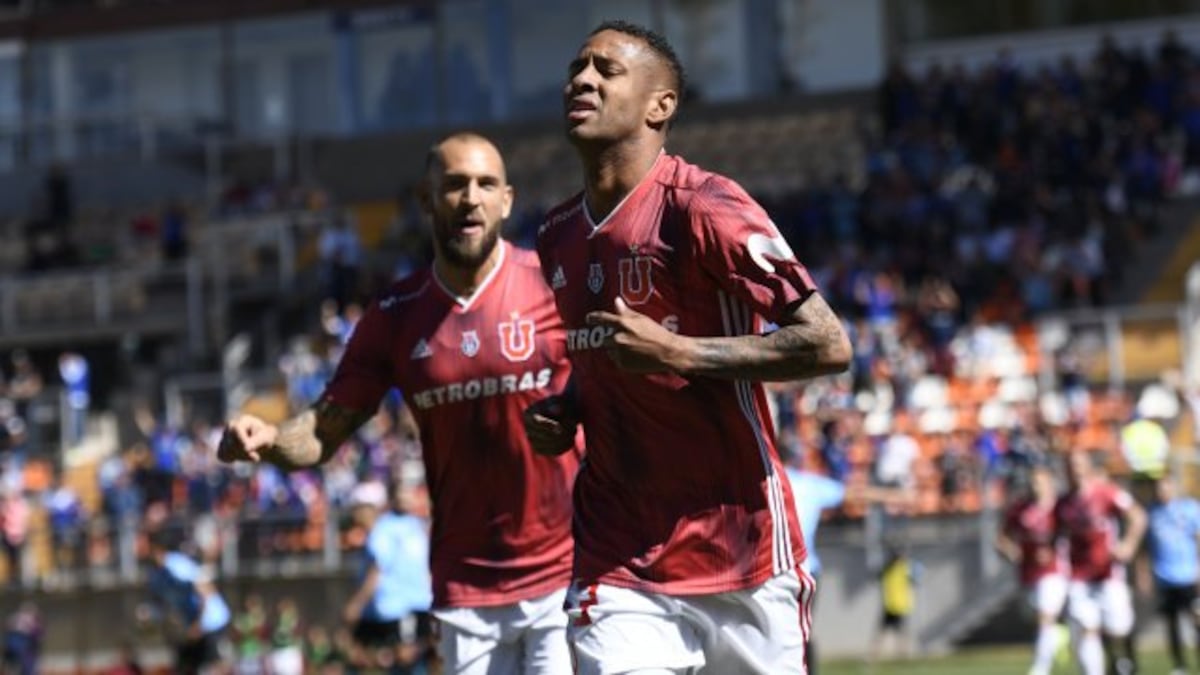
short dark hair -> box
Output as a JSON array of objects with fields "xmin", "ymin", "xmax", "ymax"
[
  {"xmin": 148, "ymin": 529, "xmax": 179, "ymax": 553},
  {"xmin": 591, "ymin": 20, "xmax": 686, "ymax": 97}
]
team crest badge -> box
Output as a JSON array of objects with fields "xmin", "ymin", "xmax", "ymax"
[
  {"xmin": 618, "ymin": 256, "xmax": 654, "ymax": 305},
  {"xmin": 498, "ymin": 314, "xmax": 536, "ymax": 362},
  {"xmin": 460, "ymin": 330, "xmax": 480, "ymax": 357},
  {"xmin": 588, "ymin": 263, "xmax": 605, "ymax": 294}
]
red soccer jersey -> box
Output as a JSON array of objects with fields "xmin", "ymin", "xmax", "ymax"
[
  {"xmin": 1003, "ymin": 498, "xmax": 1064, "ymax": 586},
  {"xmin": 1055, "ymin": 480, "xmax": 1135, "ymax": 582},
  {"xmin": 536, "ymin": 153, "xmax": 819, "ymax": 595},
  {"xmin": 322, "ymin": 242, "xmax": 581, "ymax": 608}
]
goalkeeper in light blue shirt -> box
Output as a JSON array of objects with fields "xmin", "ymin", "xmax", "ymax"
[
  {"xmin": 142, "ymin": 532, "xmax": 231, "ymax": 674},
  {"xmin": 1148, "ymin": 473, "xmax": 1200, "ymax": 675}
]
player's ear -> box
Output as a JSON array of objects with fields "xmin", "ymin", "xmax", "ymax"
[
  {"xmin": 501, "ymin": 184, "xmax": 514, "ymax": 220},
  {"xmin": 646, "ymin": 88, "xmax": 677, "ymax": 128}
]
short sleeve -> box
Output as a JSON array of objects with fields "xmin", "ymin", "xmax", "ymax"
[
  {"xmin": 1189, "ymin": 500, "xmax": 1200, "ymax": 533},
  {"xmin": 815, "ymin": 475, "xmax": 846, "ymax": 510},
  {"xmin": 320, "ymin": 300, "xmax": 395, "ymax": 412},
  {"xmin": 365, "ymin": 520, "xmax": 395, "ymax": 571},
  {"xmin": 689, "ymin": 175, "xmax": 818, "ymax": 323},
  {"xmin": 1111, "ymin": 487, "xmax": 1135, "ymax": 513}
]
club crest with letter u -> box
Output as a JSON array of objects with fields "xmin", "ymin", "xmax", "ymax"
[
  {"xmin": 460, "ymin": 330, "xmax": 480, "ymax": 357},
  {"xmin": 588, "ymin": 263, "xmax": 604, "ymax": 294},
  {"xmin": 618, "ymin": 256, "xmax": 654, "ymax": 305},
  {"xmin": 498, "ymin": 315, "xmax": 536, "ymax": 362}
]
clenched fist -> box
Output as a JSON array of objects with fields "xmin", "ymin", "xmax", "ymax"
[{"xmin": 217, "ymin": 414, "xmax": 279, "ymax": 464}]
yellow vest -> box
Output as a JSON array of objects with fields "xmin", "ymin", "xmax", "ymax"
[{"xmin": 881, "ymin": 558, "xmax": 914, "ymax": 616}]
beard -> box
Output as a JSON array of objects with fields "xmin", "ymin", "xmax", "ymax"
[{"xmin": 435, "ymin": 220, "xmax": 501, "ymax": 270}]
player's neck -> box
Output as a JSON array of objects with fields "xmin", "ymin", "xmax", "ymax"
[
  {"xmin": 581, "ymin": 139, "xmax": 662, "ymax": 222},
  {"xmin": 434, "ymin": 244, "xmax": 503, "ymax": 299}
]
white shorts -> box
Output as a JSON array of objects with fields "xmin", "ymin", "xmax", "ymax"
[
  {"xmin": 266, "ymin": 646, "xmax": 303, "ymax": 675},
  {"xmin": 565, "ymin": 570, "xmax": 813, "ymax": 675},
  {"xmin": 1068, "ymin": 577, "xmax": 1134, "ymax": 636},
  {"xmin": 1026, "ymin": 574, "xmax": 1069, "ymax": 618},
  {"xmin": 434, "ymin": 588, "xmax": 570, "ymax": 675}
]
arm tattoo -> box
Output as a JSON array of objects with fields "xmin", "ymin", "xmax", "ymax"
[
  {"xmin": 270, "ymin": 399, "xmax": 372, "ymax": 470},
  {"xmin": 682, "ymin": 294, "xmax": 851, "ymax": 382}
]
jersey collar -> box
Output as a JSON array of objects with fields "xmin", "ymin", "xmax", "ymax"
[
  {"xmin": 432, "ymin": 240, "xmax": 507, "ymax": 311},
  {"xmin": 584, "ymin": 150, "xmax": 666, "ymax": 238}
]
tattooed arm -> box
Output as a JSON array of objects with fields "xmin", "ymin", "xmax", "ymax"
[
  {"xmin": 217, "ymin": 397, "xmax": 374, "ymax": 471},
  {"xmin": 587, "ymin": 292, "xmax": 851, "ymax": 382}
]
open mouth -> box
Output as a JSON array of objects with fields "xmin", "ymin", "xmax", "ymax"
[
  {"xmin": 455, "ymin": 219, "xmax": 485, "ymax": 236},
  {"xmin": 567, "ymin": 98, "xmax": 597, "ymax": 122}
]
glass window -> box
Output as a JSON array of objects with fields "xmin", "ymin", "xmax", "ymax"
[{"xmin": 358, "ymin": 16, "xmax": 437, "ymax": 132}]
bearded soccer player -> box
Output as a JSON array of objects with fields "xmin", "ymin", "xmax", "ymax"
[
  {"xmin": 1056, "ymin": 451, "xmax": 1147, "ymax": 675},
  {"xmin": 997, "ymin": 463, "xmax": 1068, "ymax": 675},
  {"xmin": 524, "ymin": 20, "xmax": 852, "ymax": 675},
  {"xmin": 219, "ymin": 132, "xmax": 582, "ymax": 675}
]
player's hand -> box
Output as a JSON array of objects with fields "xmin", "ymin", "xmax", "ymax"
[
  {"xmin": 342, "ymin": 601, "xmax": 362, "ymax": 627},
  {"xmin": 523, "ymin": 395, "xmax": 578, "ymax": 456},
  {"xmin": 586, "ymin": 297, "xmax": 689, "ymax": 374},
  {"xmin": 217, "ymin": 414, "xmax": 279, "ymax": 464},
  {"xmin": 1034, "ymin": 548, "xmax": 1052, "ymax": 566},
  {"xmin": 1112, "ymin": 541, "xmax": 1137, "ymax": 564}
]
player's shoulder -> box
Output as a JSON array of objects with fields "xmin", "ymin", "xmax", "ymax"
[
  {"xmin": 372, "ymin": 268, "xmax": 433, "ymax": 312},
  {"xmin": 659, "ymin": 153, "xmax": 746, "ymax": 200},
  {"xmin": 537, "ymin": 192, "xmax": 585, "ymax": 243},
  {"xmin": 506, "ymin": 242, "xmax": 542, "ymax": 270}
]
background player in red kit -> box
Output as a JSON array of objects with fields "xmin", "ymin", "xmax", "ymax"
[
  {"xmin": 1056, "ymin": 451, "xmax": 1146, "ymax": 675},
  {"xmin": 524, "ymin": 20, "xmax": 852, "ymax": 675},
  {"xmin": 996, "ymin": 463, "xmax": 1068, "ymax": 675},
  {"xmin": 218, "ymin": 132, "xmax": 582, "ymax": 675}
]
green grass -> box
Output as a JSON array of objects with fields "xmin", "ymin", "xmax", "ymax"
[{"xmin": 822, "ymin": 645, "xmax": 1176, "ymax": 675}]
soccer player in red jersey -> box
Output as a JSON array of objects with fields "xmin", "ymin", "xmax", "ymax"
[
  {"xmin": 1056, "ymin": 451, "xmax": 1146, "ymax": 675},
  {"xmin": 218, "ymin": 132, "xmax": 582, "ymax": 675},
  {"xmin": 524, "ymin": 20, "xmax": 852, "ymax": 674},
  {"xmin": 997, "ymin": 463, "xmax": 1068, "ymax": 675}
]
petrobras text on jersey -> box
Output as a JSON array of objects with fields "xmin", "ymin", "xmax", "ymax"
[
  {"xmin": 411, "ymin": 368, "xmax": 553, "ymax": 410},
  {"xmin": 566, "ymin": 325, "xmax": 615, "ymax": 352}
]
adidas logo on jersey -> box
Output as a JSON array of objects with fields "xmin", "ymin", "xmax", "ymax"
[
  {"xmin": 411, "ymin": 339, "xmax": 433, "ymax": 360},
  {"xmin": 551, "ymin": 265, "xmax": 567, "ymax": 290}
]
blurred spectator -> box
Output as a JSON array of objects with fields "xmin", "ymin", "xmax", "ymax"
[
  {"xmin": 318, "ymin": 215, "xmax": 363, "ymax": 312},
  {"xmin": 142, "ymin": 531, "xmax": 231, "ymax": 675},
  {"xmin": 1, "ymin": 603, "xmax": 41, "ymax": 675},
  {"xmin": 269, "ymin": 598, "xmax": 305, "ymax": 675},
  {"xmin": 342, "ymin": 481, "xmax": 433, "ymax": 673},
  {"xmin": 57, "ymin": 351, "xmax": 90, "ymax": 447},
  {"xmin": 819, "ymin": 417, "xmax": 852, "ymax": 481},
  {"xmin": 135, "ymin": 407, "xmax": 187, "ymax": 510},
  {"xmin": 232, "ymin": 594, "xmax": 269, "ymax": 675},
  {"xmin": 7, "ymin": 352, "xmax": 42, "ymax": 422},
  {"xmin": 874, "ymin": 418, "xmax": 919, "ymax": 493},
  {"xmin": 160, "ymin": 200, "xmax": 189, "ymax": 261},
  {"xmin": 872, "ymin": 543, "xmax": 921, "ymax": 662},
  {"xmin": 44, "ymin": 475, "xmax": 85, "ymax": 577},
  {"xmin": 0, "ymin": 486, "xmax": 28, "ymax": 587}
]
